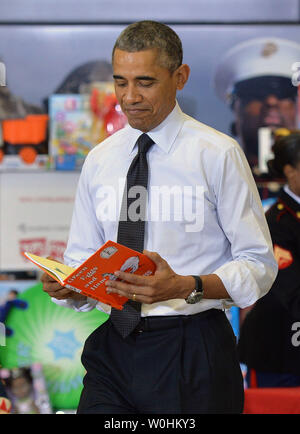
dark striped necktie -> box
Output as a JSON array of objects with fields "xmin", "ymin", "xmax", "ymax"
[{"xmin": 110, "ymin": 133, "xmax": 154, "ymax": 338}]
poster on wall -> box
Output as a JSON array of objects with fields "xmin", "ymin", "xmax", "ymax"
[
  {"xmin": 0, "ymin": 172, "xmax": 80, "ymax": 270},
  {"xmin": 0, "ymin": 279, "xmax": 108, "ymax": 411},
  {"xmin": 0, "ymin": 24, "xmax": 299, "ymax": 177}
]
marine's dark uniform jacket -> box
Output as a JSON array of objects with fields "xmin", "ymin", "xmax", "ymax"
[{"xmin": 238, "ymin": 188, "xmax": 300, "ymax": 374}]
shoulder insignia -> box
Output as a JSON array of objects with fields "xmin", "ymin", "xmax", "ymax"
[
  {"xmin": 274, "ymin": 244, "xmax": 294, "ymax": 269},
  {"xmin": 277, "ymin": 200, "xmax": 300, "ymax": 221}
]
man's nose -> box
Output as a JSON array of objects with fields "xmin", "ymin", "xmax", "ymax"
[
  {"xmin": 123, "ymin": 84, "xmax": 143, "ymax": 104},
  {"xmin": 264, "ymin": 94, "xmax": 280, "ymax": 106}
]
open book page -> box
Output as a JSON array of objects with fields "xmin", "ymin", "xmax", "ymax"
[{"xmin": 23, "ymin": 252, "xmax": 75, "ymax": 283}]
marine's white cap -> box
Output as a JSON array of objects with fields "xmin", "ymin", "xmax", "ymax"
[{"xmin": 214, "ymin": 37, "xmax": 300, "ymax": 104}]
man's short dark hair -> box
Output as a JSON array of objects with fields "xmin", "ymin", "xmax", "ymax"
[
  {"xmin": 267, "ymin": 131, "xmax": 300, "ymax": 177},
  {"xmin": 112, "ymin": 20, "xmax": 183, "ymax": 73}
]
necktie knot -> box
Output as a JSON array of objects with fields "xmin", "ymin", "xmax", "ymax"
[{"xmin": 137, "ymin": 133, "xmax": 154, "ymax": 154}]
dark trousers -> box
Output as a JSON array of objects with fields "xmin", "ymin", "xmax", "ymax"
[{"xmin": 77, "ymin": 309, "xmax": 244, "ymax": 414}]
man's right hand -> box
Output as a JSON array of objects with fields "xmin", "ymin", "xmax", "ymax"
[{"xmin": 41, "ymin": 272, "xmax": 87, "ymax": 302}]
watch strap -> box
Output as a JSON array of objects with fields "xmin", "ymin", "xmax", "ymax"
[
  {"xmin": 185, "ymin": 275, "xmax": 204, "ymax": 304},
  {"xmin": 191, "ymin": 275, "xmax": 203, "ymax": 293}
]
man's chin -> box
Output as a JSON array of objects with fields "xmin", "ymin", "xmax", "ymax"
[{"xmin": 127, "ymin": 118, "xmax": 151, "ymax": 132}]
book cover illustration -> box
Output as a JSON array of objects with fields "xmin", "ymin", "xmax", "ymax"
[{"xmin": 23, "ymin": 240, "xmax": 156, "ymax": 310}]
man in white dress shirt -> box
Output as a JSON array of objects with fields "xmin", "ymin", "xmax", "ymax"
[{"xmin": 41, "ymin": 21, "xmax": 277, "ymax": 414}]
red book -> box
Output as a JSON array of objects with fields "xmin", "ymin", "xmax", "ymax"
[{"xmin": 23, "ymin": 240, "xmax": 156, "ymax": 310}]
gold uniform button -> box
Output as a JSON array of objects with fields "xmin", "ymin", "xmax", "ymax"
[
  {"xmin": 297, "ymin": 211, "xmax": 300, "ymax": 219},
  {"xmin": 277, "ymin": 204, "xmax": 284, "ymax": 210}
]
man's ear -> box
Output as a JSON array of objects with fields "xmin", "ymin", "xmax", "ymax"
[{"xmin": 175, "ymin": 64, "xmax": 190, "ymax": 90}]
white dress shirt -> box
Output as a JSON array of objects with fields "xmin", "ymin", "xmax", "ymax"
[
  {"xmin": 53, "ymin": 102, "xmax": 277, "ymax": 316},
  {"xmin": 284, "ymin": 184, "xmax": 300, "ymax": 204}
]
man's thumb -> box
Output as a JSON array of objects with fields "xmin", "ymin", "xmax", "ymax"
[{"xmin": 143, "ymin": 250, "xmax": 164, "ymax": 267}]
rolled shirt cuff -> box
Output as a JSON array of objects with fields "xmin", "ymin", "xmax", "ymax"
[
  {"xmin": 51, "ymin": 296, "xmax": 98, "ymax": 312},
  {"xmin": 213, "ymin": 258, "xmax": 277, "ymax": 309}
]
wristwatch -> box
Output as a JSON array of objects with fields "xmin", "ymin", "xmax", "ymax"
[{"xmin": 185, "ymin": 275, "xmax": 204, "ymax": 304}]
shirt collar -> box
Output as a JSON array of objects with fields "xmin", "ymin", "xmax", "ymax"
[
  {"xmin": 126, "ymin": 101, "xmax": 184, "ymax": 155},
  {"xmin": 284, "ymin": 184, "xmax": 300, "ymax": 205}
]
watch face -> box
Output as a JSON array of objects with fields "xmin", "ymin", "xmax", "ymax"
[{"xmin": 186, "ymin": 291, "xmax": 203, "ymax": 304}]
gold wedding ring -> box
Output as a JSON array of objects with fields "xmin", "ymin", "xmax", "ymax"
[{"xmin": 132, "ymin": 293, "xmax": 136, "ymax": 301}]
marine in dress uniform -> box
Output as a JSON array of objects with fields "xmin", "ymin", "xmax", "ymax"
[
  {"xmin": 214, "ymin": 37, "xmax": 300, "ymax": 170},
  {"xmin": 238, "ymin": 187, "xmax": 300, "ymax": 387}
]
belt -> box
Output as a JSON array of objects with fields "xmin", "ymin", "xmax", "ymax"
[{"xmin": 134, "ymin": 309, "xmax": 223, "ymax": 333}]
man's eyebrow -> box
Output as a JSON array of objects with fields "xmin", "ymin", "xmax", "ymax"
[
  {"xmin": 136, "ymin": 76, "xmax": 156, "ymax": 81},
  {"xmin": 113, "ymin": 75, "xmax": 156, "ymax": 81}
]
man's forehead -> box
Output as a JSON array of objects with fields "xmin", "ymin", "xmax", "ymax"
[
  {"xmin": 113, "ymin": 48, "xmax": 159, "ymax": 63},
  {"xmin": 112, "ymin": 48, "xmax": 168, "ymax": 73}
]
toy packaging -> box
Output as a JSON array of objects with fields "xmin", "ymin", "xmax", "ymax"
[
  {"xmin": 0, "ymin": 364, "xmax": 52, "ymax": 414},
  {"xmin": 0, "ymin": 114, "xmax": 49, "ymax": 171},
  {"xmin": 49, "ymin": 83, "xmax": 127, "ymax": 170}
]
